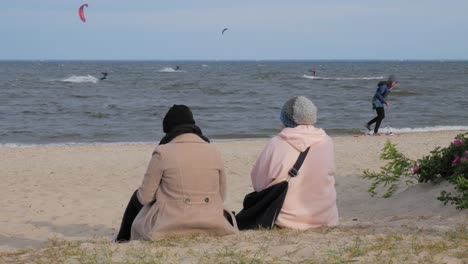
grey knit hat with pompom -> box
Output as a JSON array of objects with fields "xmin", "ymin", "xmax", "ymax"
[{"xmin": 280, "ymin": 96, "xmax": 317, "ymax": 128}]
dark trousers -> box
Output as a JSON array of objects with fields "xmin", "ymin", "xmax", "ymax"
[
  {"xmin": 115, "ymin": 190, "xmax": 143, "ymax": 242},
  {"xmin": 367, "ymin": 107, "xmax": 385, "ymax": 133}
]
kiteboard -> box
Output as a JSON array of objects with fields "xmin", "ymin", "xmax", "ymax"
[{"xmin": 303, "ymin": 74, "xmax": 323, "ymax": 80}]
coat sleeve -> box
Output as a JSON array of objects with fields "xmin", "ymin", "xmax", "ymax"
[
  {"xmin": 137, "ymin": 147, "xmax": 164, "ymax": 205},
  {"xmin": 374, "ymin": 85, "xmax": 387, "ymax": 104},
  {"xmin": 219, "ymin": 168, "xmax": 227, "ymax": 201},
  {"xmin": 251, "ymin": 140, "xmax": 276, "ymax": 192},
  {"xmin": 219, "ymin": 154, "xmax": 227, "ymax": 201},
  {"xmin": 327, "ymin": 136, "xmax": 337, "ymax": 179}
]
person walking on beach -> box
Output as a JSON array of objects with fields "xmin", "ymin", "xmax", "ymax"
[
  {"xmin": 366, "ymin": 75, "xmax": 398, "ymax": 135},
  {"xmin": 114, "ymin": 105, "xmax": 238, "ymax": 242},
  {"xmin": 249, "ymin": 96, "xmax": 339, "ymax": 230}
]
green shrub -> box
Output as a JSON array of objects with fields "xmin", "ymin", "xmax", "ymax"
[
  {"xmin": 362, "ymin": 133, "xmax": 468, "ymax": 209},
  {"xmin": 362, "ymin": 140, "xmax": 416, "ymax": 198}
]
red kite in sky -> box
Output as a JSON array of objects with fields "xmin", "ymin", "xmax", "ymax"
[{"xmin": 78, "ymin": 4, "xmax": 88, "ymax": 23}]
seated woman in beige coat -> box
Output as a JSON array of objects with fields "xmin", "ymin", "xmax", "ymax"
[{"xmin": 115, "ymin": 105, "xmax": 238, "ymax": 242}]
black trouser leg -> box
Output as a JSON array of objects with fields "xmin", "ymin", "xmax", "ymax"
[
  {"xmin": 373, "ymin": 107, "xmax": 385, "ymax": 133},
  {"xmin": 115, "ymin": 190, "xmax": 143, "ymax": 242},
  {"xmin": 367, "ymin": 107, "xmax": 385, "ymax": 133}
]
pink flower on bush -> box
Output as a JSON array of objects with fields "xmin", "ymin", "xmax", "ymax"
[
  {"xmin": 452, "ymin": 156, "xmax": 461, "ymax": 165},
  {"xmin": 412, "ymin": 165, "xmax": 420, "ymax": 174},
  {"xmin": 464, "ymin": 150, "xmax": 468, "ymax": 156},
  {"xmin": 453, "ymin": 139, "xmax": 464, "ymax": 145},
  {"xmin": 461, "ymin": 156, "xmax": 468, "ymax": 163}
]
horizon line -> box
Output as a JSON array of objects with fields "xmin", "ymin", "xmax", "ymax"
[{"xmin": 1, "ymin": 59, "xmax": 468, "ymax": 62}]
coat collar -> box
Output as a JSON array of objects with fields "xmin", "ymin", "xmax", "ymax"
[{"xmin": 169, "ymin": 133, "xmax": 208, "ymax": 144}]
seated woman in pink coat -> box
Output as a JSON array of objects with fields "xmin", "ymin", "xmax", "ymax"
[
  {"xmin": 251, "ymin": 96, "xmax": 339, "ymax": 230},
  {"xmin": 114, "ymin": 105, "xmax": 238, "ymax": 242}
]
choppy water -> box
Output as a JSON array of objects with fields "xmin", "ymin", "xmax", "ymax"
[{"xmin": 1, "ymin": 61, "xmax": 467, "ymax": 144}]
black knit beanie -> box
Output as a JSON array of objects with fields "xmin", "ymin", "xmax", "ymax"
[{"xmin": 162, "ymin": 105, "xmax": 195, "ymax": 133}]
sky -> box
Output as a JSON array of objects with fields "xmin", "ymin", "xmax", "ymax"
[{"xmin": 1, "ymin": 0, "xmax": 468, "ymax": 60}]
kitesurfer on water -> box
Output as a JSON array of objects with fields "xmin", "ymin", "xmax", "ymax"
[
  {"xmin": 366, "ymin": 75, "xmax": 398, "ymax": 135},
  {"xmin": 310, "ymin": 69, "xmax": 316, "ymax": 77},
  {"xmin": 175, "ymin": 66, "xmax": 180, "ymax": 71},
  {"xmin": 100, "ymin": 72, "xmax": 108, "ymax": 80}
]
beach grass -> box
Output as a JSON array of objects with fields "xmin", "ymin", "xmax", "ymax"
[{"xmin": 1, "ymin": 225, "xmax": 466, "ymax": 264}]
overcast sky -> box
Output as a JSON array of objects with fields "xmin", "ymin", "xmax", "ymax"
[{"xmin": 1, "ymin": 0, "xmax": 467, "ymax": 60}]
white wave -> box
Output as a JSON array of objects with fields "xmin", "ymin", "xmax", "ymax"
[
  {"xmin": 201, "ymin": 64, "xmax": 209, "ymax": 67},
  {"xmin": 0, "ymin": 141, "xmax": 155, "ymax": 149},
  {"xmin": 0, "ymin": 143, "xmax": 30, "ymax": 148},
  {"xmin": 303, "ymin": 75, "xmax": 384, "ymax": 80},
  {"xmin": 158, "ymin": 67, "xmax": 185, "ymax": 73},
  {"xmin": 61, "ymin": 75, "xmax": 98, "ymax": 83},
  {"xmin": 379, "ymin": 126, "xmax": 468, "ymax": 134},
  {"xmin": 302, "ymin": 75, "xmax": 320, "ymax": 80}
]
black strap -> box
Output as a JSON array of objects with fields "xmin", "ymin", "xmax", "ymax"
[{"xmin": 288, "ymin": 147, "xmax": 310, "ymax": 177}]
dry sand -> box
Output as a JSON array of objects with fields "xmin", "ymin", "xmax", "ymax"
[{"xmin": 1, "ymin": 131, "xmax": 467, "ymax": 262}]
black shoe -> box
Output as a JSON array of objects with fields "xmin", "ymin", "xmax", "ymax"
[{"xmin": 112, "ymin": 237, "xmax": 130, "ymax": 243}]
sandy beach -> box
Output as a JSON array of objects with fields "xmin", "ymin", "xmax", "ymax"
[{"xmin": 1, "ymin": 131, "xmax": 467, "ymax": 263}]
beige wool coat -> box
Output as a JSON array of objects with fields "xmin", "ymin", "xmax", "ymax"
[{"xmin": 131, "ymin": 133, "xmax": 238, "ymax": 240}]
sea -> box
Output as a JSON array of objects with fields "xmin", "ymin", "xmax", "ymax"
[{"xmin": 1, "ymin": 60, "xmax": 467, "ymax": 145}]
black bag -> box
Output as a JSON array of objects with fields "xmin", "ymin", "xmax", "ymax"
[{"xmin": 235, "ymin": 147, "xmax": 310, "ymax": 230}]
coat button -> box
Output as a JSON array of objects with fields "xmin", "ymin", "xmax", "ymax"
[
  {"xmin": 184, "ymin": 198, "xmax": 191, "ymax": 204},
  {"xmin": 204, "ymin": 197, "xmax": 210, "ymax": 203}
]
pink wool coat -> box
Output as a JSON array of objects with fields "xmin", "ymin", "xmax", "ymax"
[
  {"xmin": 131, "ymin": 134, "xmax": 238, "ymax": 240},
  {"xmin": 251, "ymin": 125, "xmax": 339, "ymax": 230}
]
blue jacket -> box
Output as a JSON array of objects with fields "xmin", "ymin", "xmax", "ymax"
[{"xmin": 372, "ymin": 82, "xmax": 391, "ymax": 108}]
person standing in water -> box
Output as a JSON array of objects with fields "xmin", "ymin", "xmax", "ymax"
[{"xmin": 366, "ymin": 75, "xmax": 398, "ymax": 135}]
